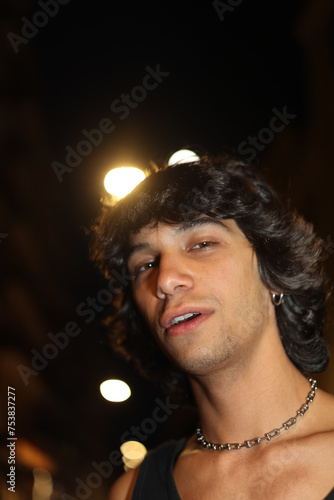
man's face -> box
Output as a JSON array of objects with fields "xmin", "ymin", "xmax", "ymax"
[{"xmin": 127, "ymin": 218, "xmax": 275, "ymax": 376}]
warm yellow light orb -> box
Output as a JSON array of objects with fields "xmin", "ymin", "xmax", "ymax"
[
  {"xmin": 32, "ymin": 469, "xmax": 53, "ymax": 500},
  {"xmin": 167, "ymin": 149, "xmax": 200, "ymax": 166},
  {"xmin": 104, "ymin": 167, "xmax": 145, "ymax": 198},
  {"xmin": 100, "ymin": 379, "xmax": 131, "ymax": 402},
  {"xmin": 120, "ymin": 441, "xmax": 147, "ymax": 470}
]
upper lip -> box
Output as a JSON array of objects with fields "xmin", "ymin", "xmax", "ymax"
[{"xmin": 160, "ymin": 306, "xmax": 213, "ymax": 329}]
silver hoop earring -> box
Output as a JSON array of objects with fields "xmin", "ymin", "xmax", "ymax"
[{"xmin": 271, "ymin": 293, "xmax": 283, "ymax": 306}]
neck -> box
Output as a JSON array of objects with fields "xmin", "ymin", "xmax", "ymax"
[{"xmin": 188, "ymin": 332, "xmax": 311, "ymax": 446}]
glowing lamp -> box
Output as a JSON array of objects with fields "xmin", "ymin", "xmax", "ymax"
[
  {"xmin": 167, "ymin": 149, "xmax": 200, "ymax": 166},
  {"xmin": 104, "ymin": 167, "xmax": 145, "ymax": 198}
]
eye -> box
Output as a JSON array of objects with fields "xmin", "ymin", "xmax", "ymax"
[
  {"xmin": 135, "ymin": 260, "xmax": 157, "ymax": 275},
  {"xmin": 191, "ymin": 241, "xmax": 216, "ymax": 250}
]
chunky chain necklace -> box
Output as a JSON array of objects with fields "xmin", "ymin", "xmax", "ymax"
[{"xmin": 196, "ymin": 378, "xmax": 317, "ymax": 451}]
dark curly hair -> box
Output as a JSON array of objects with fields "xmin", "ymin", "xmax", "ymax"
[{"xmin": 89, "ymin": 155, "xmax": 330, "ymax": 397}]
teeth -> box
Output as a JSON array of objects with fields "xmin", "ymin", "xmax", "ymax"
[{"xmin": 171, "ymin": 313, "xmax": 199, "ymax": 326}]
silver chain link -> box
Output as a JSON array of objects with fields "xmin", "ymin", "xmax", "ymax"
[{"xmin": 196, "ymin": 378, "xmax": 317, "ymax": 451}]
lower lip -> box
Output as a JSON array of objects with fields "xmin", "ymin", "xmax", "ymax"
[{"xmin": 166, "ymin": 313, "xmax": 212, "ymax": 337}]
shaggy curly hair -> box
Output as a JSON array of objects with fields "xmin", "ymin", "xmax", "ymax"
[{"xmin": 90, "ymin": 155, "xmax": 330, "ymax": 397}]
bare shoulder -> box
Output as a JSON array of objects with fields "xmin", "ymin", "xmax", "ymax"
[
  {"xmin": 109, "ymin": 467, "xmax": 139, "ymax": 500},
  {"xmin": 304, "ymin": 388, "xmax": 334, "ymax": 478}
]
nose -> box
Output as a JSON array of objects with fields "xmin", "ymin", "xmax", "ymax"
[{"xmin": 156, "ymin": 252, "xmax": 194, "ymax": 300}]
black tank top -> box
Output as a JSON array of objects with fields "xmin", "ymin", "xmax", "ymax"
[
  {"xmin": 132, "ymin": 438, "xmax": 186, "ymax": 499},
  {"xmin": 132, "ymin": 438, "xmax": 334, "ymax": 499}
]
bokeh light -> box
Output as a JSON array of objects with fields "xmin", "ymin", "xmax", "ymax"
[
  {"xmin": 120, "ymin": 441, "xmax": 147, "ymax": 470},
  {"xmin": 32, "ymin": 468, "xmax": 53, "ymax": 500},
  {"xmin": 167, "ymin": 149, "xmax": 200, "ymax": 166},
  {"xmin": 100, "ymin": 379, "xmax": 131, "ymax": 402},
  {"xmin": 104, "ymin": 167, "xmax": 145, "ymax": 198}
]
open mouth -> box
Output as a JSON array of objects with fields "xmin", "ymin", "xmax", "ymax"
[{"xmin": 171, "ymin": 313, "xmax": 201, "ymax": 326}]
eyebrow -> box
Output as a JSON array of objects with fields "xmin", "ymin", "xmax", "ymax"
[
  {"xmin": 126, "ymin": 218, "xmax": 229, "ymax": 264},
  {"xmin": 174, "ymin": 217, "xmax": 230, "ymax": 234},
  {"xmin": 127, "ymin": 242, "xmax": 150, "ymax": 263}
]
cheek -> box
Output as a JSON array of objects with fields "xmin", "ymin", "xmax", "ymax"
[
  {"xmin": 206, "ymin": 257, "xmax": 243, "ymax": 290},
  {"xmin": 133, "ymin": 289, "xmax": 145, "ymax": 316},
  {"xmin": 206, "ymin": 254, "xmax": 261, "ymax": 300},
  {"xmin": 133, "ymin": 286, "xmax": 155, "ymax": 324}
]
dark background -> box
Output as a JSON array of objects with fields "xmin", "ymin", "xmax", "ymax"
[{"xmin": 1, "ymin": 0, "xmax": 334, "ymax": 498}]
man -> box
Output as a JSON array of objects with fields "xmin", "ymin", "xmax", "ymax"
[{"xmin": 90, "ymin": 155, "xmax": 334, "ymax": 499}]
